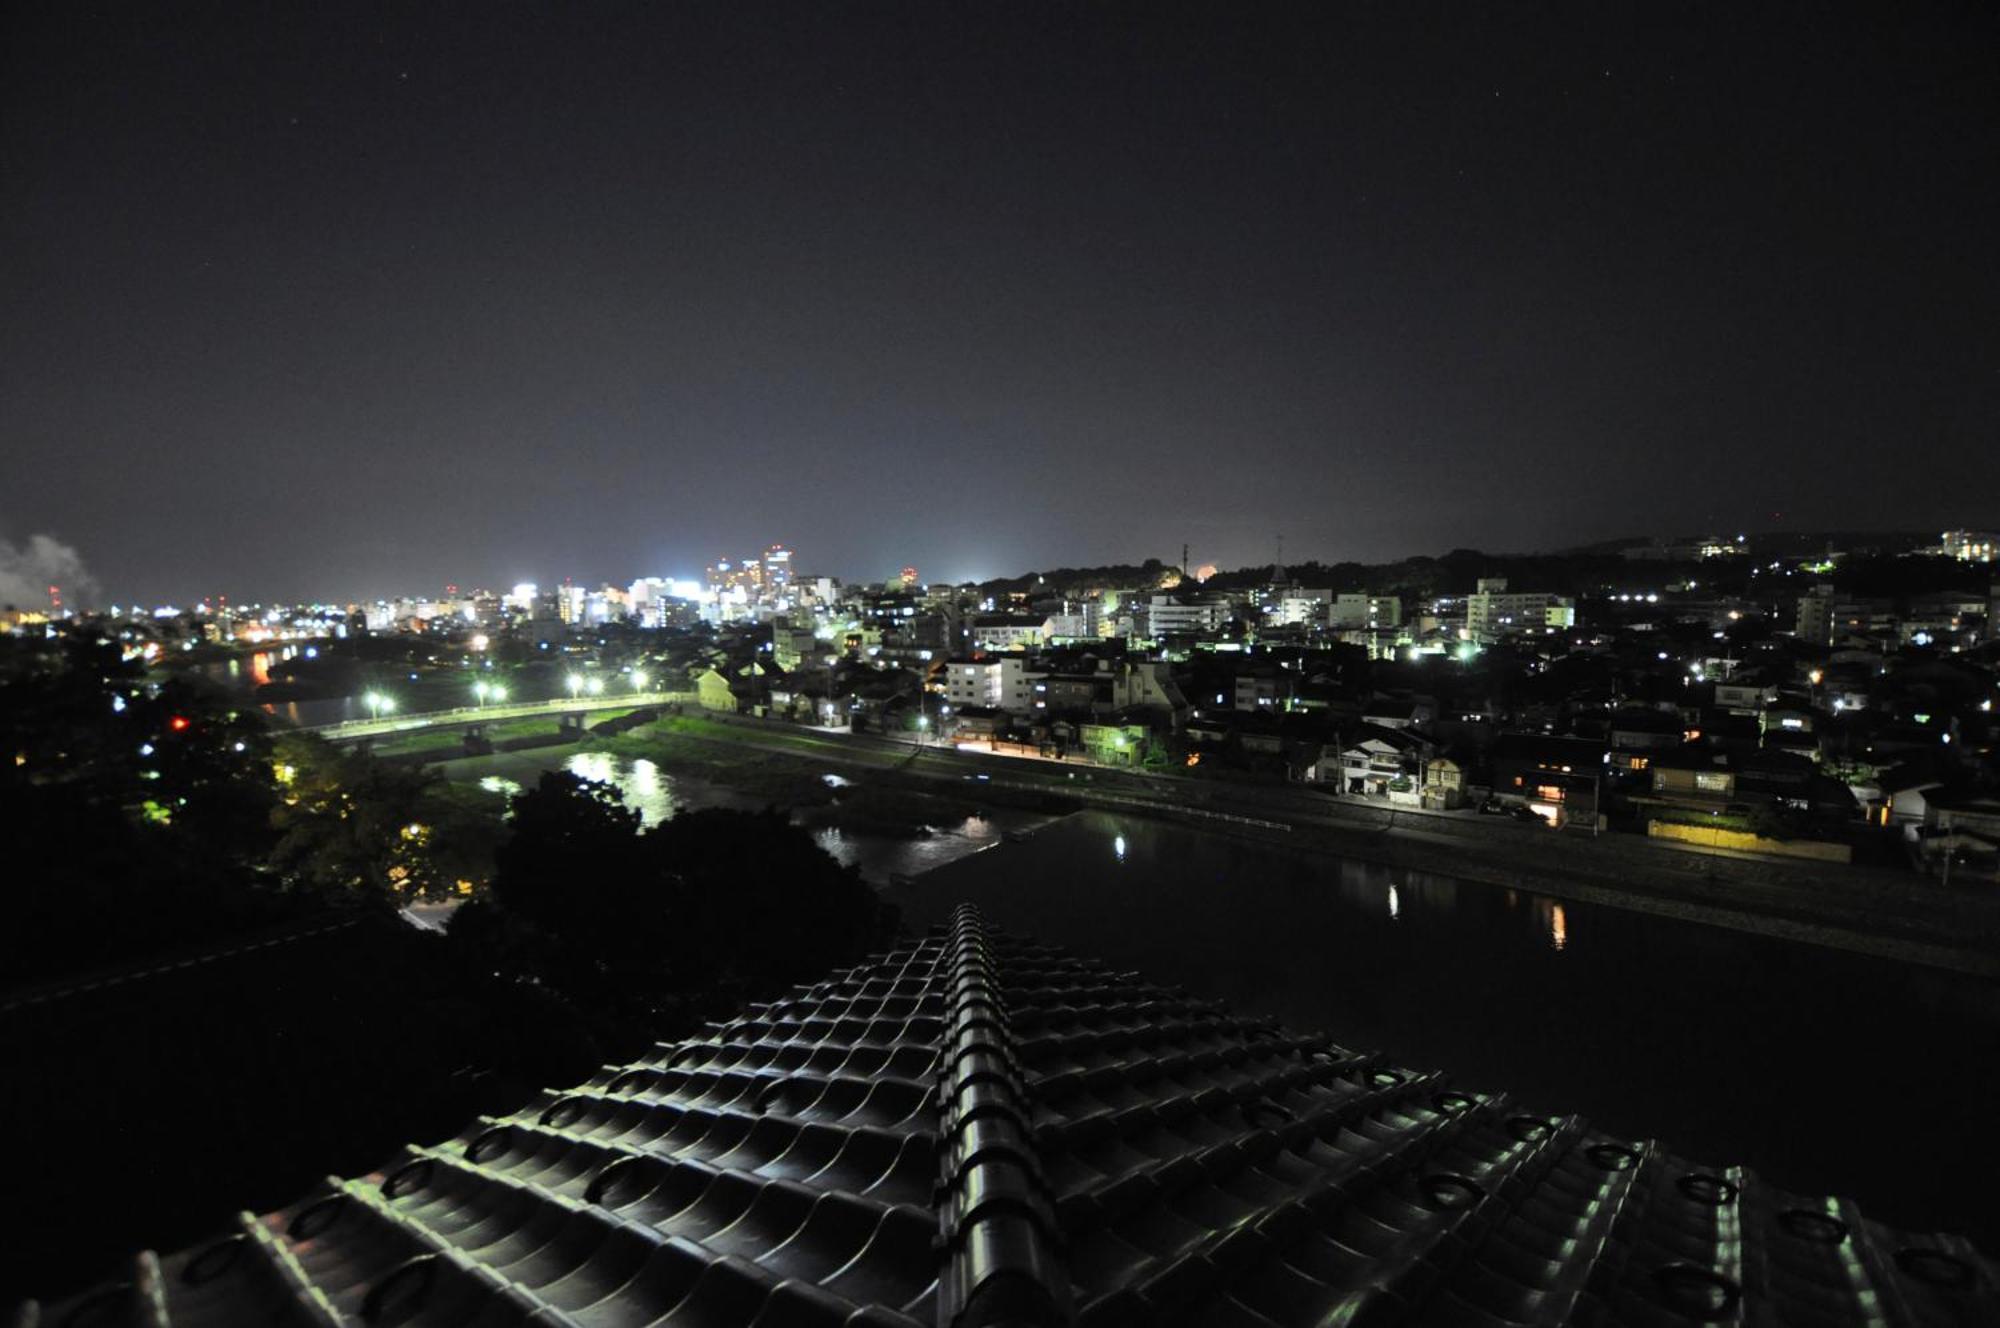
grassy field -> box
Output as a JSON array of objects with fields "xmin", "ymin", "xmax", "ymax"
[{"xmin": 579, "ymin": 719, "xmax": 844, "ymax": 806}]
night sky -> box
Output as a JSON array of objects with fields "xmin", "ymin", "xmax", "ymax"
[{"xmin": 4, "ymin": 3, "xmax": 1997, "ymax": 606}]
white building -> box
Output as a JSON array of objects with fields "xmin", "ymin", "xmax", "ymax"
[
  {"xmin": 1327, "ymin": 593, "xmax": 1371, "ymax": 629},
  {"xmin": 1794, "ymin": 585, "xmax": 1836, "ymax": 645},
  {"xmin": 1465, "ymin": 579, "xmax": 1574, "ymax": 644},
  {"xmin": 1045, "ymin": 600, "xmax": 1102, "ymax": 643},
  {"xmin": 942, "ymin": 655, "xmax": 1040, "ymax": 714},
  {"xmin": 1148, "ymin": 595, "xmax": 1232, "ymax": 636},
  {"xmin": 1274, "ymin": 590, "xmax": 1331, "ymax": 627}
]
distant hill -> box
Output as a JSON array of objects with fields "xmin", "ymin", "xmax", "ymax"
[{"xmin": 1555, "ymin": 531, "xmax": 1936, "ymax": 557}]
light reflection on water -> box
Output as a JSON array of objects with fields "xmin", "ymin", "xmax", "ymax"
[
  {"xmin": 564, "ymin": 752, "xmax": 686, "ymax": 825},
  {"xmin": 812, "ymin": 814, "xmax": 1013, "ymax": 879},
  {"xmin": 447, "ymin": 750, "xmax": 1041, "ymax": 884}
]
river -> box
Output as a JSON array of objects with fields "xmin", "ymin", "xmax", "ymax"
[
  {"xmin": 189, "ymin": 647, "xmax": 362, "ymax": 728},
  {"xmin": 887, "ymin": 810, "xmax": 2000, "ymax": 1252},
  {"xmin": 433, "ymin": 747, "xmax": 1051, "ymax": 886}
]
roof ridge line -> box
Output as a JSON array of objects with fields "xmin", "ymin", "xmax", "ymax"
[{"xmin": 934, "ymin": 905, "xmax": 1073, "ymax": 1328}]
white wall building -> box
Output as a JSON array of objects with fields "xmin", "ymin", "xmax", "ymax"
[
  {"xmin": 942, "ymin": 655, "xmax": 1040, "ymax": 714},
  {"xmin": 1466, "ymin": 579, "xmax": 1574, "ymax": 644},
  {"xmin": 1148, "ymin": 595, "xmax": 1232, "ymax": 636}
]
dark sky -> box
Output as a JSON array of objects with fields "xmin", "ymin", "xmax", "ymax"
[{"xmin": 5, "ymin": 3, "xmax": 1997, "ymax": 605}]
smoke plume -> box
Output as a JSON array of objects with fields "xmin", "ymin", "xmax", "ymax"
[{"xmin": 0, "ymin": 533, "xmax": 100, "ymax": 613}]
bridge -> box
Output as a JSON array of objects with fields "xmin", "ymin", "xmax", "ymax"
[{"xmin": 300, "ymin": 690, "xmax": 698, "ymax": 743}]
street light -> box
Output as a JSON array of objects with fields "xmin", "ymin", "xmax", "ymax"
[
  {"xmin": 473, "ymin": 680, "xmax": 490, "ymax": 708},
  {"xmin": 566, "ymin": 674, "xmax": 583, "ymax": 698},
  {"xmin": 489, "ymin": 683, "xmax": 507, "ymax": 703},
  {"xmin": 364, "ymin": 691, "xmax": 394, "ymax": 721},
  {"xmin": 631, "ymin": 671, "xmax": 649, "ymax": 692},
  {"xmin": 586, "ymin": 676, "xmax": 604, "ymax": 696}
]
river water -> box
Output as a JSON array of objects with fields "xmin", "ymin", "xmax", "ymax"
[
  {"xmin": 433, "ymin": 748, "xmax": 1049, "ymax": 886},
  {"xmin": 191, "ymin": 648, "xmax": 361, "ymax": 728},
  {"xmin": 887, "ymin": 811, "xmax": 2000, "ymax": 1251}
]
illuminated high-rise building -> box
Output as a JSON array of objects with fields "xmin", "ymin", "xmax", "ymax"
[{"xmin": 762, "ymin": 544, "xmax": 793, "ymax": 594}]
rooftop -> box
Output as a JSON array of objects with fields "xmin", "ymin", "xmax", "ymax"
[{"xmin": 23, "ymin": 904, "xmax": 1995, "ymax": 1326}]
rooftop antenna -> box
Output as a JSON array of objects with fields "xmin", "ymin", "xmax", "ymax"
[{"xmin": 1181, "ymin": 543, "xmax": 1189, "ymax": 579}]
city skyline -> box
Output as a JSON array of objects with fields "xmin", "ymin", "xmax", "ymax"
[
  {"xmin": 12, "ymin": 521, "xmax": 2000, "ymax": 615},
  {"xmin": 6, "ymin": 5, "xmax": 1999, "ymax": 605}
]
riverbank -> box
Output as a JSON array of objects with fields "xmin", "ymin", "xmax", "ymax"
[
  {"xmin": 426, "ymin": 719, "xmax": 1066, "ymax": 883},
  {"xmin": 670, "ymin": 714, "xmax": 2000, "ymax": 978},
  {"xmin": 1162, "ymin": 804, "xmax": 2000, "ymax": 978},
  {"xmin": 358, "ymin": 709, "xmax": 2000, "ymax": 975}
]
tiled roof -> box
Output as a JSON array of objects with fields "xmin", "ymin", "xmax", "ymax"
[{"xmin": 23, "ymin": 904, "xmax": 1996, "ymax": 1326}]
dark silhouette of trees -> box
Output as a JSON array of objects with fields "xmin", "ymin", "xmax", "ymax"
[
  {"xmin": 267, "ymin": 732, "xmax": 465, "ymax": 900},
  {"xmin": 463, "ymin": 772, "xmax": 897, "ymax": 1047},
  {"xmin": 1, "ymin": 637, "xmax": 304, "ymax": 982},
  {"xmin": 0, "ymin": 637, "xmax": 515, "ymax": 983}
]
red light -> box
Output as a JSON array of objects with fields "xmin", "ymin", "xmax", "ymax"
[{"xmin": 169, "ymin": 716, "xmax": 190, "ymax": 731}]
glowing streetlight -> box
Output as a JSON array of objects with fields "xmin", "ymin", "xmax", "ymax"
[
  {"xmin": 586, "ymin": 676, "xmax": 604, "ymax": 696},
  {"xmin": 566, "ymin": 674, "xmax": 583, "ymax": 698},
  {"xmin": 631, "ymin": 671, "xmax": 649, "ymax": 692},
  {"xmin": 489, "ymin": 683, "xmax": 507, "ymax": 703},
  {"xmin": 473, "ymin": 680, "xmax": 490, "ymax": 707},
  {"xmin": 364, "ymin": 691, "xmax": 395, "ymax": 720}
]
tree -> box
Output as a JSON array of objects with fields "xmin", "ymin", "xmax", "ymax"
[
  {"xmin": 0, "ymin": 636, "xmax": 307, "ymax": 981},
  {"xmin": 474, "ymin": 773, "xmax": 895, "ymax": 1039},
  {"xmin": 268, "ymin": 732, "xmax": 461, "ymax": 900}
]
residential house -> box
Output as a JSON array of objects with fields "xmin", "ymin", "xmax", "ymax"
[
  {"xmin": 1490, "ymin": 733, "xmax": 1608, "ymax": 826},
  {"xmin": 1606, "ymin": 707, "xmax": 1683, "ymax": 777},
  {"xmin": 1647, "ymin": 748, "xmax": 1738, "ymax": 809},
  {"xmin": 1080, "ymin": 721, "xmax": 1150, "ymax": 768},
  {"xmin": 1421, "ymin": 754, "xmax": 1468, "ymax": 810},
  {"xmin": 1314, "ymin": 723, "xmax": 1431, "ymax": 795}
]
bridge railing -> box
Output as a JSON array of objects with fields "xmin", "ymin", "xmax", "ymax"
[{"xmin": 303, "ymin": 691, "xmax": 697, "ymax": 739}]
